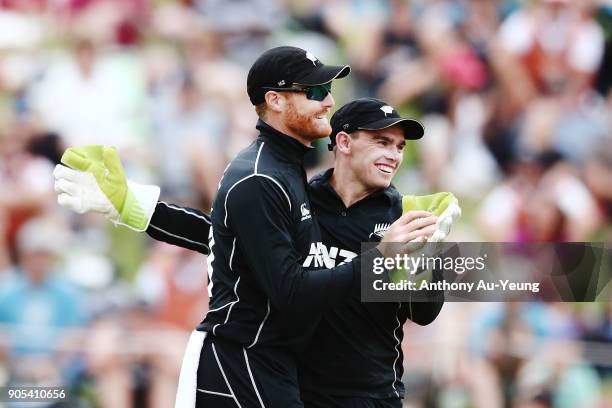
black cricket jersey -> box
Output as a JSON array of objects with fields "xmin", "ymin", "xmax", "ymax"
[
  {"xmin": 149, "ymin": 119, "xmax": 376, "ymax": 352},
  {"xmin": 298, "ymin": 169, "xmax": 443, "ymax": 400}
]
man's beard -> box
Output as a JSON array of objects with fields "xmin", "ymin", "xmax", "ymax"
[{"xmin": 285, "ymin": 100, "xmax": 330, "ymax": 141}]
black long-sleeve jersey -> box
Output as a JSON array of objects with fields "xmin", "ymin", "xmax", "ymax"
[
  {"xmin": 149, "ymin": 120, "xmax": 380, "ymax": 352},
  {"xmin": 298, "ymin": 169, "xmax": 443, "ymax": 400},
  {"xmin": 146, "ymin": 137, "xmax": 443, "ymax": 399}
]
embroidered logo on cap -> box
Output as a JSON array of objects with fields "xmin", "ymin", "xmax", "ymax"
[
  {"xmin": 278, "ymin": 80, "xmax": 285, "ymax": 86},
  {"xmin": 305, "ymin": 51, "xmax": 318, "ymax": 66},
  {"xmin": 380, "ymin": 105, "xmax": 394, "ymax": 117}
]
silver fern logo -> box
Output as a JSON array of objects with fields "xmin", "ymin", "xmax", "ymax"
[
  {"xmin": 305, "ymin": 51, "xmax": 318, "ymax": 65},
  {"xmin": 369, "ymin": 223, "xmax": 390, "ymax": 239},
  {"xmin": 380, "ymin": 105, "xmax": 394, "ymax": 116}
]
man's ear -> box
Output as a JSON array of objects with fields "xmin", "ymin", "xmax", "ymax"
[
  {"xmin": 335, "ymin": 131, "xmax": 352, "ymax": 154},
  {"xmin": 264, "ymin": 91, "xmax": 284, "ymax": 114}
]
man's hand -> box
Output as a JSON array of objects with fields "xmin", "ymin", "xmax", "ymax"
[
  {"xmin": 383, "ymin": 210, "xmax": 438, "ymax": 244},
  {"xmin": 53, "ymin": 145, "xmax": 160, "ymax": 232},
  {"xmin": 377, "ymin": 210, "xmax": 438, "ymax": 258}
]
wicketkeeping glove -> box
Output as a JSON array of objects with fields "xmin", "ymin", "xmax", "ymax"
[
  {"xmin": 389, "ymin": 192, "xmax": 461, "ymax": 284},
  {"xmin": 53, "ymin": 145, "xmax": 160, "ymax": 232},
  {"xmin": 402, "ymin": 192, "xmax": 461, "ymax": 242}
]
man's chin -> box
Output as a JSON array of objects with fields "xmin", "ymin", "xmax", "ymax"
[
  {"xmin": 377, "ymin": 181, "xmax": 392, "ymax": 189},
  {"xmin": 315, "ymin": 123, "xmax": 332, "ymax": 138},
  {"xmin": 307, "ymin": 124, "xmax": 332, "ymax": 140},
  {"xmin": 373, "ymin": 174, "xmax": 394, "ymax": 189}
]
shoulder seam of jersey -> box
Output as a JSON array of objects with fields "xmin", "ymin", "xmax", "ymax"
[{"xmin": 224, "ymin": 142, "xmax": 292, "ymax": 227}]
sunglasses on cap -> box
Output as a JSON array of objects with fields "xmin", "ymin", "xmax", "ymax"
[{"xmin": 262, "ymin": 82, "xmax": 332, "ymax": 102}]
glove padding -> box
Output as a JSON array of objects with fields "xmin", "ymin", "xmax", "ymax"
[
  {"xmin": 54, "ymin": 145, "xmax": 160, "ymax": 232},
  {"xmin": 402, "ymin": 192, "xmax": 461, "ymax": 242},
  {"xmin": 389, "ymin": 192, "xmax": 461, "ymax": 284}
]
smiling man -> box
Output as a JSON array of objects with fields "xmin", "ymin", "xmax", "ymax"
[
  {"xmin": 326, "ymin": 98, "xmax": 420, "ymax": 202},
  {"xmin": 299, "ymin": 98, "xmax": 445, "ymax": 408}
]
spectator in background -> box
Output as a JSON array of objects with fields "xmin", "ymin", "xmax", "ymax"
[
  {"xmin": 29, "ymin": 39, "xmax": 147, "ymax": 150},
  {"xmin": 585, "ymin": 145, "xmax": 612, "ymax": 230},
  {"xmin": 380, "ymin": 1, "xmax": 489, "ymax": 105},
  {"xmin": 489, "ymin": 0, "xmax": 605, "ymax": 164},
  {"xmin": 181, "ymin": 29, "xmax": 258, "ymax": 161},
  {"xmin": 495, "ymin": 0, "xmax": 604, "ymax": 102},
  {"xmin": 69, "ymin": 242, "xmax": 210, "ymax": 408},
  {"xmin": 477, "ymin": 156, "xmax": 602, "ymax": 242},
  {"xmin": 194, "ymin": 0, "xmax": 286, "ymax": 64},
  {"xmin": 514, "ymin": 341, "xmax": 601, "ymax": 408},
  {"xmin": 134, "ymin": 243, "xmax": 208, "ymax": 408},
  {"xmin": 467, "ymin": 303, "xmax": 586, "ymax": 407},
  {"xmin": 0, "ymin": 0, "xmax": 46, "ymax": 50},
  {"xmin": 369, "ymin": 0, "xmax": 500, "ymax": 198},
  {"xmin": 0, "ymin": 120, "xmax": 55, "ymax": 259},
  {"xmin": 143, "ymin": 10, "xmax": 254, "ymax": 205},
  {"xmin": 135, "ymin": 243, "xmax": 208, "ymax": 333},
  {"xmin": 0, "ymin": 217, "xmax": 86, "ymax": 386},
  {"xmin": 0, "ymin": 212, "xmax": 11, "ymax": 282},
  {"xmin": 148, "ymin": 72, "xmax": 228, "ymax": 207}
]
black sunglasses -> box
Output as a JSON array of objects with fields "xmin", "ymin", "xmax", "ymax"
[{"xmin": 262, "ymin": 82, "xmax": 332, "ymax": 102}]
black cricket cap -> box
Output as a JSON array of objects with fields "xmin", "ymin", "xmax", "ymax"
[
  {"xmin": 329, "ymin": 98, "xmax": 425, "ymax": 150},
  {"xmin": 247, "ymin": 46, "xmax": 351, "ymax": 105}
]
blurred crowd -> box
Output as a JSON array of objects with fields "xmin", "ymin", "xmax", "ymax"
[{"xmin": 0, "ymin": 0, "xmax": 611, "ymax": 407}]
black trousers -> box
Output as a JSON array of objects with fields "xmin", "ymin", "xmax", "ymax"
[{"xmin": 177, "ymin": 331, "xmax": 303, "ymax": 407}]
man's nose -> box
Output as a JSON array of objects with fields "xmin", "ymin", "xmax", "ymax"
[
  {"xmin": 322, "ymin": 91, "xmax": 334, "ymax": 108},
  {"xmin": 386, "ymin": 148, "xmax": 402, "ymax": 163}
]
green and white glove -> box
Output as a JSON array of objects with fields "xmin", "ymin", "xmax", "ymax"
[
  {"xmin": 53, "ymin": 145, "xmax": 160, "ymax": 232},
  {"xmin": 402, "ymin": 192, "xmax": 461, "ymax": 242},
  {"xmin": 390, "ymin": 192, "xmax": 461, "ymax": 283}
]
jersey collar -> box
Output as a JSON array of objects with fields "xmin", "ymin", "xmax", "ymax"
[
  {"xmin": 256, "ymin": 119, "xmax": 314, "ymax": 164},
  {"xmin": 309, "ymin": 168, "xmax": 399, "ymax": 208}
]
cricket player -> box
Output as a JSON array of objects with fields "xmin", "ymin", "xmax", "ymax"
[
  {"xmin": 298, "ymin": 98, "xmax": 451, "ymax": 408},
  {"xmin": 53, "ymin": 47, "xmax": 441, "ymax": 407}
]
